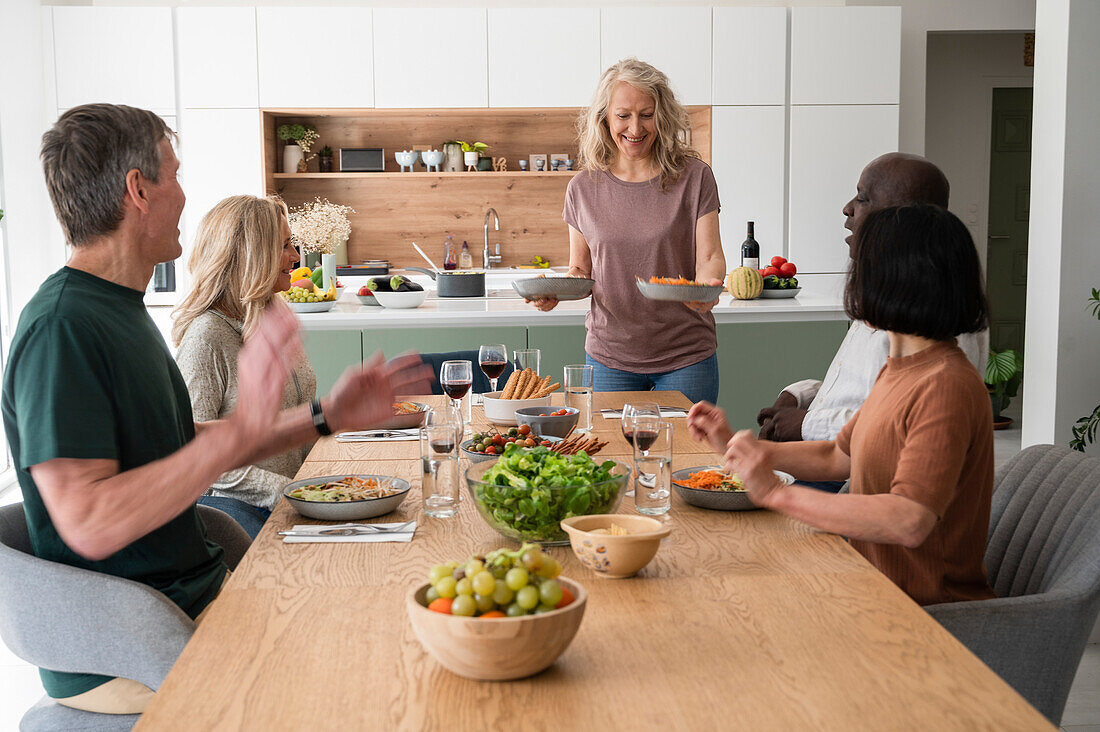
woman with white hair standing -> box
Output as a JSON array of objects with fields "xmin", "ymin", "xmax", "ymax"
[
  {"xmin": 172, "ymin": 195, "xmax": 317, "ymax": 537},
  {"xmin": 527, "ymin": 58, "xmax": 725, "ymax": 404}
]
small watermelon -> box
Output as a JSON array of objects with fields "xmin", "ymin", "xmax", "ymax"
[{"xmin": 727, "ymin": 267, "xmax": 764, "ymax": 300}]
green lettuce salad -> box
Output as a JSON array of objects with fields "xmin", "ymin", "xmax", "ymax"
[{"xmin": 473, "ymin": 444, "xmax": 625, "ymax": 542}]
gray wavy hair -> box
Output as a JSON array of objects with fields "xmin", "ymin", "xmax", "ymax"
[{"xmin": 40, "ymin": 103, "xmax": 173, "ymax": 246}]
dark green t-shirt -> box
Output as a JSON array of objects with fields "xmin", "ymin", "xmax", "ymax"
[{"xmin": 0, "ymin": 267, "xmax": 226, "ymax": 698}]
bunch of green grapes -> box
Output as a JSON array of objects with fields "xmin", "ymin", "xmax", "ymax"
[
  {"xmin": 281, "ymin": 286, "xmax": 322, "ymax": 303},
  {"xmin": 425, "ymin": 543, "xmax": 569, "ymax": 617}
]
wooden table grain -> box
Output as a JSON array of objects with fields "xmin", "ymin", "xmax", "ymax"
[{"xmin": 138, "ymin": 392, "xmax": 1051, "ymax": 731}]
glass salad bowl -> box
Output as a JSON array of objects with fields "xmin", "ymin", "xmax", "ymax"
[{"xmin": 463, "ymin": 447, "xmax": 630, "ymax": 545}]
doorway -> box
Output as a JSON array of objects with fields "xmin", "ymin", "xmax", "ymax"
[{"xmin": 986, "ymin": 87, "xmax": 1033, "ymax": 361}]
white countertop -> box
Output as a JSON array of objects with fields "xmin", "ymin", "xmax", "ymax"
[{"xmin": 296, "ymin": 273, "xmax": 848, "ymax": 330}]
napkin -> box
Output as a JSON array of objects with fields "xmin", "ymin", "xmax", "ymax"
[
  {"xmin": 281, "ymin": 521, "xmax": 417, "ymax": 544},
  {"xmin": 335, "ymin": 428, "xmax": 420, "ymax": 443},
  {"xmin": 601, "ymin": 407, "xmax": 688, "ymax": 419}
]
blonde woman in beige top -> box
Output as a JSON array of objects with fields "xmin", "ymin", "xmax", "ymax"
[{"xmin": 173, "ymin": 195, "xmax": 316, "ymax": 537}]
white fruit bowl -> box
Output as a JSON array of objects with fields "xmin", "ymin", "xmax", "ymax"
[{"xmin": 372, "ymin": 290, "xmax": 427, "ymax": 309}]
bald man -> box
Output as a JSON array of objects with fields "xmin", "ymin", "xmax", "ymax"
[{"xmin": 756, "ymin": 153, "xmax": 988, "ymax": 461}]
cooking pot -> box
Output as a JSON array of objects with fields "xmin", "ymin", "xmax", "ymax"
[{"xmin": 407, "ymin": 267, "xmax": 486, "ymax": 298}]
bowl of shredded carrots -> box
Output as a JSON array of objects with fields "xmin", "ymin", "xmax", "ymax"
[
  {"xmin": 636, "ymin": 277, "xmax": 725, "ymax": 303},
  {"xmin": 671, "ymin": 466, "xmax": 793, "ymax": 511}
]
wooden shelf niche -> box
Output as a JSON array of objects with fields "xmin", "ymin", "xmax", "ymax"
[{"xmin": 261, "ymin": 108, "xmax": 711, "ymax": 269}]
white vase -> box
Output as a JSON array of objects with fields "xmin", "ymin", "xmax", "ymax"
[
  {"xmin": 330, "ymin": 232, "xmax": 349, "ymax": 266},
  {"xmin": 283, "ymin": 143, "xmax": 304, "ymax": 174},
  {"xmin": 320, "ymin": 253, "xmax": 337, "ymax": 289}
]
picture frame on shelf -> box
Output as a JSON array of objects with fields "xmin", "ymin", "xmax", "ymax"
[{"xmin": 550, "ymin": 153, "xmax": 569, "ymax": 171}]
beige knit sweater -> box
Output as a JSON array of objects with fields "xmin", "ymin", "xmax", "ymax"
[{"xmin": 175, "ymin": 310, "xmax": 317, "ymax": 510}]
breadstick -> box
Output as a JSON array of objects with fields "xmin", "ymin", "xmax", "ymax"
[
  {"xmin": 521, "ymin": 371, "xmax": 541, "ymax": 399},
  {"xmin": 533, "ymin": 381, "xmax": 561, "ymax": 398},
  {"xmin": 501, "ymin": 370, "xmax": 520, "ymax": 399},
  {"xmin": 526, "ymin": 375, "xmax": 549, "ymax": 399},
  {"xmin": 514, "ymin": 369, "xmax": 533, "ymax": 400}
]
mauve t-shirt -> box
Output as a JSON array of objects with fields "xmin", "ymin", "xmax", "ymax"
[{"xmin": 563, "ymin": 157, "xmax": 720, "ymax": 373}]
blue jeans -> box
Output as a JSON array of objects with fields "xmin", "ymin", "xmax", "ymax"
[
  {"xmin": 585, "ymin": 352, "xmax": 719, "ymax": 405},
  {"xmin": 197, "ymin": 496, "xmax": 271, "ymax": 540}
]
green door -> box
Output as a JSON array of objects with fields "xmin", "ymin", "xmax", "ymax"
[{"xmin": 986, "ymin": 87, "xmax": 1033, "ymax": 355}]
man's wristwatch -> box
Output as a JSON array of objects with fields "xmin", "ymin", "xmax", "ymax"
[{"xmin": 309, "ymin": 398, "xmax": 332, "ymax": 436}]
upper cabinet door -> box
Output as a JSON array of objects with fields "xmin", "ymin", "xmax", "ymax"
[
  {"xmin": 790, "ymin": 7, "xmax": 901, "ymax": 105},
  {"xmin": 52, "ymin": 7, "xmax": 175, "ymax": 113},
  {"xmin": 711, "ymin": 107, "xmax": 786, "ymax": 268},
  {"xmin": 176, "ymin": 8, "xmax": 258, "ymax": 109},
  {"xmin": 488, "ymin": 8, "xmax": 599, "ymax": 108},
  {"xmin": 258, "ymin": 8, "xmax": 374, "ymax": 109},
  {"xmin": 600, "ymin": 7, "xmax": 712, "ymax": 105},
  {"xmin": 374, "ymin": 8, "xmax": 488, "ymax": 108},
  {"xmin": 788, "ymin": 105, "xmax": 899, "ymax": 273},
  {"xmin": 712, "ymin": 7, "xmax": 787, "ymax": 106}
]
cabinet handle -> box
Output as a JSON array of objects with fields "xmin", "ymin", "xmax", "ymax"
[{"xmin": 988, "ymin": 234, "xmax": 1010, "ymax": 240}]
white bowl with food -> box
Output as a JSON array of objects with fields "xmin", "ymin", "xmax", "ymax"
[
  {"xmin": 481, "ymin": 390, "xmax": 552, "ymax": 426},
  {"xmin": 283, "ymin": 474, "xmax": 411, "ymax": 520},
  {"xmin": 372, "ymin": 289, "xmax": 427, "ymax": 309}
]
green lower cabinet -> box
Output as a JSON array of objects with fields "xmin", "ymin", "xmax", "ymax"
[
  {"xmin": 714, "ymin": 321, "xmax": 849, "ymax": 432},
  {"xmin": 302, "ymin": 329, "xmax": 363, "ymax": 396},
  {"xmin": 362, "ymin": 327, "xmax": 528, "ymax": 385},
  {"xmin": 526, "ymin": 326, "xmax": 589, "ymax": 384}
]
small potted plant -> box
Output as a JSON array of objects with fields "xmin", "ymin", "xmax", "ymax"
[
  {"xmin": 277, "ymin": 124, "xmax": 320, "ymax": 173},
  {"xmin": 459, "ymin": 141, "xmax": 489, "ymax": 171},
  {"xmin": 318, "ymin": 145, "xmax": 334, "ymax": 173},
  {"xmin": 985, "ymin": 348, "xmax": 1022, "ymax": 430}
]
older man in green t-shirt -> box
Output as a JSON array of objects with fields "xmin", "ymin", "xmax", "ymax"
[{"xmin": 0, "ymin": 104, "xmax": 430, "ymax": 714}]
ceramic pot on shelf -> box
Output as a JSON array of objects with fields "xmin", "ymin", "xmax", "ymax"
[
  {"xmin": 463, "ymin": 151, "xmax": 480, "ymax": 170},
  {"xmin": 442, "ymin": 142, "xmax": 462, "ymax": 172},
  {"xmin": 283, "ymin": 143, "xmax": 304, "ymax": 174},
  {"xmin": 319, "ymin": 155, "xmax": 333, "ymax": 173}
]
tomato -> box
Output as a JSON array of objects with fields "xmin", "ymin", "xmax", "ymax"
[
  {"xmin": 517, "ymin": 424, "xmax": 531, "ymax": 435},
  {"xmin": 762, "ymin": 266, "xmax": 781, "ymax": 277},
  {"xmin": 770, "ymin": 256, "xmax": 787, "ymax": 268},
  {"xmin": 758, "ymin": 269, "xmax": 767, "ymax": 276},
  {"xmin": 506, "ymin": 437, "xmax": 515, "ymax": 443},
  {"xmin": 779, "ymin": 262, "xmax": 797, "ymax": 277},
  {"xmin": 524, "ymin": 438, "xmax": 536, "ymax": 447},
  {"xmin": 479, "ymin": 610, "xmax": 506, "ymax": 618},
  {"xmin": 540, "ymin": 441, "xmax": 551, "ymax": 447},
  {"xmin": 357, "ymin": 286, "xmax": 372, "ymax": 296},
  {"xmin": 428, "ymin": 598, "xmax": 454, "ymax": 614},
  {"xmin": 492, "ymin": 434, "xmax": 504, "ymax": 446},
  {"xmin": 485, "ymin": 445, "xmax": 497, "ymax": 455},
  {"xmin": 554, "ymin": 587, "xmax": 575, "ymax": 610}
]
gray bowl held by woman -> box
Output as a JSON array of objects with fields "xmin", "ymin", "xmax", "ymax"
[
  {"xmin": 514, "ymin": 406, "xmax": 580, "ymax": 438},
  {"xmin": 635, "ymin": 280, "xmax": 725, "ymax": 303},
  {"xmin": 511, "ymin": 276, "xmax": 594, "ymax": 301},
  {"xmin": 283, "ymin": 474, "xmax": 411, "ymax": 520},
  {"xmin": 671, "ymin": 466, "xmax": 794, "ymax": 511}
]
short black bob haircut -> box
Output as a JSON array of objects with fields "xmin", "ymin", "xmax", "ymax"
[{"xmin": 844, "ymin": 204, "xmax": 989, "ymax": 340}]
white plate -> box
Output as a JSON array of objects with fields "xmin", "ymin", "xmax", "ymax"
[{"xmin": 287, "ymin": 300, "xmax": 336, "ymax": 313}]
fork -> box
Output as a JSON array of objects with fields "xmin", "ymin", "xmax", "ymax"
[{"xmin": 278, "ymin": 521, "xmax": 415, "ymax": 537}]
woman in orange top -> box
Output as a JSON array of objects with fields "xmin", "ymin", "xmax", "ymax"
[{"xmin": 689, "ymin": 204, "xmax": 995, "ymax": 605}]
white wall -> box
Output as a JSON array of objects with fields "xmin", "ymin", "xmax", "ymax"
[
  {"xmin": 0, "ymin": 1, "xmax": 66, "ymax": 342},
  {"xmin": 1021, "ymin": 0, "xmax": 1100, "ymax": 453},
  {"xmin": 925, "ymin": 33, "xmax": 1033, "ymax": 269}
]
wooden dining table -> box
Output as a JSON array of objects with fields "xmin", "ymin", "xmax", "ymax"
[{"xmin": 138, "ymin": 391, "xmax": 1051, "ymax": 730}]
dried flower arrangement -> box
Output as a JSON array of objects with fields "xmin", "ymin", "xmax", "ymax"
[{"xmin": 288, "ymin": 197, "xmax": 356, "ymax": 254}]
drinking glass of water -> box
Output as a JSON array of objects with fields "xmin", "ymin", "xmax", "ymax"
[
  {"xmin": 421, "ymin": 423, "xmax": 460, "ymax": 518},
  {"xmin": 563, "ymin": 364, "xmax": 594, "ymax": 432},
  {"xmin": 633, "ymin": 421, "xmax": 672, "ymax": 516}
]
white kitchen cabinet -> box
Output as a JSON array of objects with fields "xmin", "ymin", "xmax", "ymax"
[
  {"xmin": 711, "ymin": 107, "xmax": 786, "ymax": 267},
  {"xmin": 790, "ymin": 7, "xmax": 901, "ymax": 105},
  {"xmin": 373, "ymin": 8, "xmax": 488, "ymax": 108},
  {"xmin": 488, "ymin": 8, "xmax": 599, "ymax": 108},
  {"xmin": 788, "ymin": 105, "xmax": 899, "ymax": 273},
  {"xmin": 257, "ymin": 8, "xmax": 374, "ymax": 109},
  {"xmin": 600, "ymin": 7, "xmax": 712, "ymax": 105},
  {"xmin": 712, "ymin": 7, "xmax": 787, "ymax": 106},
  {"xmin": 176, "ymin": 8, "xmax": 258, "ymax": 109},
  {"xmin": 177, "ymin": 109, "xmax": 263, "ymax": 291},
  {"xmin": 51, "ymin": 7, "xmax": 175, "ymax": 113}
]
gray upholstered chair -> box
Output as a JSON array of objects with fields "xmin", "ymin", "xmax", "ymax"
[
  {"xmin": 0, "ymin": 503, "xmax": 250, "ymax": 731},
  {"xmin": 926, "ymin": 444, "xmax": 1100, "ymax": 725}
]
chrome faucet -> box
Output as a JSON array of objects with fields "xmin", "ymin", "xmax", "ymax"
[{"xmin": 483, "ymin": 208, "xmax": 502, "ymax": 269}]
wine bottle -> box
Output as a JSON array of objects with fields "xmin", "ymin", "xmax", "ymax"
[{"xmin": 741, "ymin": 221, "xmax": 760, "ymax": 270}]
